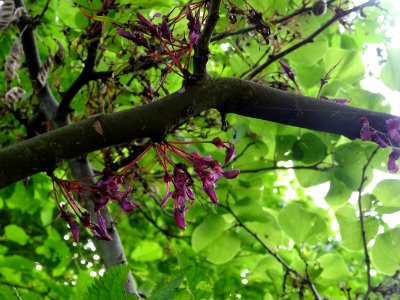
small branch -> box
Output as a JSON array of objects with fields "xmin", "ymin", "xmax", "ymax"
[
  {"xmin": 193, "ymin": 0, "xmax": 221, "ymax": 79},
  {"xmin": 223, "ymin": 200, "xmax": 322, "ymax": 299},
  {"xmin": 240, "ymin": 163, "xmax": 333, "ymax": 173},
  {"xmin": 357, "ymin": 146, "xmax": 380, "ymax": 299},
  {"xmin": 57, "ymin": 1, "xmax": 116, "ymax": 119},
  {"xmin": 33, "ymin": 0, "xmax": 51, "ymax": 25},
  {"xmin": 245, "ymin": 0, "xmax": 378, "ymax": 80},
  {"xmin": 210, "ymin": 0, "xmax": 336, "ymax": 42},
  {"xmin": 296, "ymin": 247, "xmax": 323, "ymax": 300}
]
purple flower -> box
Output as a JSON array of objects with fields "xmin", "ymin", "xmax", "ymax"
[
  {"xmin": 371, "ymin": 132, "xmax": 389, "ymax": 148},
  {"xmin": 225, "ymin": 146, "xmax": 236, "ymax": 165},
  {"xmin": 174, "ymin": 208, "xmax": 187, "ymax": 229},
  {"xmin": 59, "ymin": 205, "xmax": 80, "ymax": 242},
  {"xmin": 211, "ymin": 138, "xmax": 236, "ymax": 165},
  {"xmin": 91, "ymin": 212, "xmax": 112, "ymax": 241},
  {"xmin": 160, "ymin": 16, "xmax": 172, "ymax": 40},
  {"xmin": 279, "ymin": 60, "xmax": 295, "ymax": 82},
  {"xmin": 137, "ymin": 12, "xmax": 159, "ymax": 37},
  {"xmin": 116, "ymin": 28, "xmax": 149, "ymax": 48},
  {"xmin": 333, "ymin": 98, "xmax": 349, "ymax": 105},
  {"xmin": 386, "ymin": 118, "xmax": 400, "ymax": 143},
  {"xmin": 187, "ymin": 7, "xmax": 201, "ymax": 45},
  {"xmin": 359, "ymin": 117, "xmax": 371, "ymax": 141},
  {"xmin": 388, "ymin": 149, "xmax": 400, "ymax": 173},
  {"xmin": 95, "ymin": 176, "xmax": 133, "ymax": 212},
  {"xmin": 79, "ymin": 211, "xmax": 91, "ymax": 228},
  {"xmin": 69, "ymin": 221, "xmax": 80, "ymax": 243}
]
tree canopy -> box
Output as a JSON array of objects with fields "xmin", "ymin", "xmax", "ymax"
[{"xmin": 0, "ymin": 0, "xmax": 399, "ymax": 299}]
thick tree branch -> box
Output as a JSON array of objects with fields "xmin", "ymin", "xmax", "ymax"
[
  {"xmin": 193, "ymin": 0, "xmax": 221, "ymax": 78},
  {"xmin": 245, "ymin": 0, "xmax": 378, "ymax": 79},
  {"xmin": 0, "ymin": 77, "xmax": 396, "ymax": 188}
]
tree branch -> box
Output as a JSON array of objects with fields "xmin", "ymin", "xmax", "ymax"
[
  {"xmin": 193, "ymin": 0, "xmax": 221, "ymax": 79},
  {"xmin": 0, "ymin": 77, "xmax": 396, "ymax": 188},
  {"xmin": 223, "ymin": 201, "xmax": 322, "ymax": 299},
  {"xmin": 245, "ymin": 0, "xmax": 378, "ymax": 80},
  {"xmin": 56, "ymin": 1, "xmax": 115, "ymax": 119},
  {"xmin": 357, "ymin": 146, "xmax": 380, "ymax": 299}
]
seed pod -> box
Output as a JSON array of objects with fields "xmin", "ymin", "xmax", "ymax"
[
  {"xmin": 5, "ymin": 40, "xmax": 23, "ymax": 82},
  {"xmin": 0, "ymin": 0, "xmax": 15, "ymax": 30},
  {"xmin": 312, "ymin": 0, "xmax": 327, "ymax": 16},
  {"xmin": 5, "ymin": 87, "xmax": 26, "ymax": 108},
  {"xmin": 13, "ymin": 7, "xmax": 28, "ymax": 22},
  {"xmin": 37, "ymin": 55, "xmax": 53, "ymax": 89},
  {"xmin": 53, "ymin": 39, "xmax": 65, "ymax": 67}
]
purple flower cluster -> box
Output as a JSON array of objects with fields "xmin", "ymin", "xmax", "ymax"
[
  {"xmin": 359, "ymin": 117, "xmax": 400, "ymax": 173},
  {"xmin": 115, "ymin": 3, "xmax": 203, "ymax": 79},
  {"xmin": 52, "ymin": 138, "xmax": 239, "ymax": 240},
  {"xmin": 157, "ymin": 138, "xmax": 239, "ymax": 229}
]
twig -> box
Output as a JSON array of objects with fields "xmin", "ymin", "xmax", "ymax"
[
  {"xmin": 296, "ymin": 246, "xmax": 323, "ymax": 300},
  {"xmin": 357, "ymin": 146, "xmax": 380, "ymax": 299},
  {"xmin": 223, "ymin": 200, "xmax": 323, "ymax": 299},
  {"xmin": 193, "ymin": 0, "xmax": 222, "ymax": 79},
  {"xmin": 240, "ymin": 163, "xmax": 333, "ymax": 173},
  {"xmin": 210, "ymin": 0, "xmax": 336, "ymax": 42},
  {"xmin": 245, "ymin": 0, "xmax": 378, "ymax": 80}
]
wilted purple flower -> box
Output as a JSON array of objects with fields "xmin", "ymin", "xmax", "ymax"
[
  {"xmin": 278, "ymin": 60, "xmax": 296, "ymax": 82},
  {"xmin": 359, "ymin": 117, "xmax": 371, "ymax": 141},
  {"xmin": 137, "ymin": 12, "xmax": 159, "ymax": 37},
  {"xmin": 187, "ymin": 7, "xmax": 201, "ymax": 45},
  {"xmin": 69, "ymin": 221, "xmax": 80, "ymax": 243},
  {"xmin": 161, "ymin": 163, "xmax": 195, "ymax": 209},
  {"xmin": 59, "ymin": 205, "xmax": 80, "ymax": 242},
  {"xmin": 191, "ymin": 155, "xmax": 239, "ymax": 204},
  {"xmin": 160, "ymin": 16, "xmax": 172, "ymax": 40},
  {"xmin": 91, "ymin": 212, "xmax": 112, "ymax": 241},
  {"xmin": 116, "ymin": 28, "xmax": 149, "ymax": 48},
  {"xmin": 211, "ymin": 138, "xmax": 236, "ymax": 165},
  {"xmin": 388, "ymin": 149, "xmax": 400, "ymax": 173},
  {"xmin": 174, "ymin": 208, "xmax": 187, "ymax": 229},
  {"xmin": 333, "ymin": 98, "xmax": 349, "ymax": 105},
  {"xmin": 225, "ymin": 146, "xmax": 236, "ymax": 165},
  {"xmin": 386, "ymin": 118, "xmax": 400, "ymax": 143},
  {"xmin": 95, "ymin": 176, "xmax": 134, "ymax": 213},
  {"xmin": 212, "ymin": 137, "xmax": 224, "ymax": 148},
  {"xmin": 371, "ymin": 132, "xmax": 389, "ymax": 148},
  {"xmin": 79, "ymin": 211, "xmax": 91, "ymax": 228}
]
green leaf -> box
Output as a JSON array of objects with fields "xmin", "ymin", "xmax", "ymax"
[
  {"xmin": 291, "ymin": 133, "xmax": 327, "ymax": 164},
  {"xmin": 204, "ymin": 231, "xmax": 241, "ymax": 264},
  {"xmin": 278, "ymin": 203, "xmax": 327, "ymax": 244},
  {"xmin": 191, "ymin": 214, "xmax": 230, "ymax": 253},
  {"xmin": 131, "ymin": 240, "xmax": 163, "ymax": 262},
  {"xmin": 325, "ymin": 178, "xmax": 352, "ymax": 207},
  {"xmin": 373, "ymin": 179, "xmax": 400, "ymax": 210},
  {"xmin": 288, "ymin": 40, "xmax": 329, "ymax": 66},
  {"xmin": 4, "ymin": 225, "xmax": 29, "ymax": 246},
  {"xmin": 371, "ymin": 228, "xmax": 400, "ymax": 275},
  {"xmin": 324, "ymin": 48, "xmax": 365, "ymax": 83},
  {"xmin": 335, "ymin": 205, "xmax": 379, "ymax": 251},
  {"xmin": 380, "ymin": 48, "xmax": 400, "ymax": 91},
  {"xmin": 149, "ymin": 273, "xmax": 185, "ymax": 300},
  {"xmin": 84, "ymin": 265, "xmax": 129, "ymax": 300},
  {"xmin": 316, "ymin": 253, "xmax": 351, "ymax": 283}
]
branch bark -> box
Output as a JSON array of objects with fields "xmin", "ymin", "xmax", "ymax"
[
  {"xmin": 0, "ymin": 77, "xmax": 396, "ymax": 188},
  {"xmin": 193, "ymin": 0, "xmax": 221, "ymax": 79}
]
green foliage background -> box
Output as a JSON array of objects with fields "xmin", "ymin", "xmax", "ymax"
[{"xmin": 0, "ymin": 0, "xmax": 399, "ymax": 299}]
